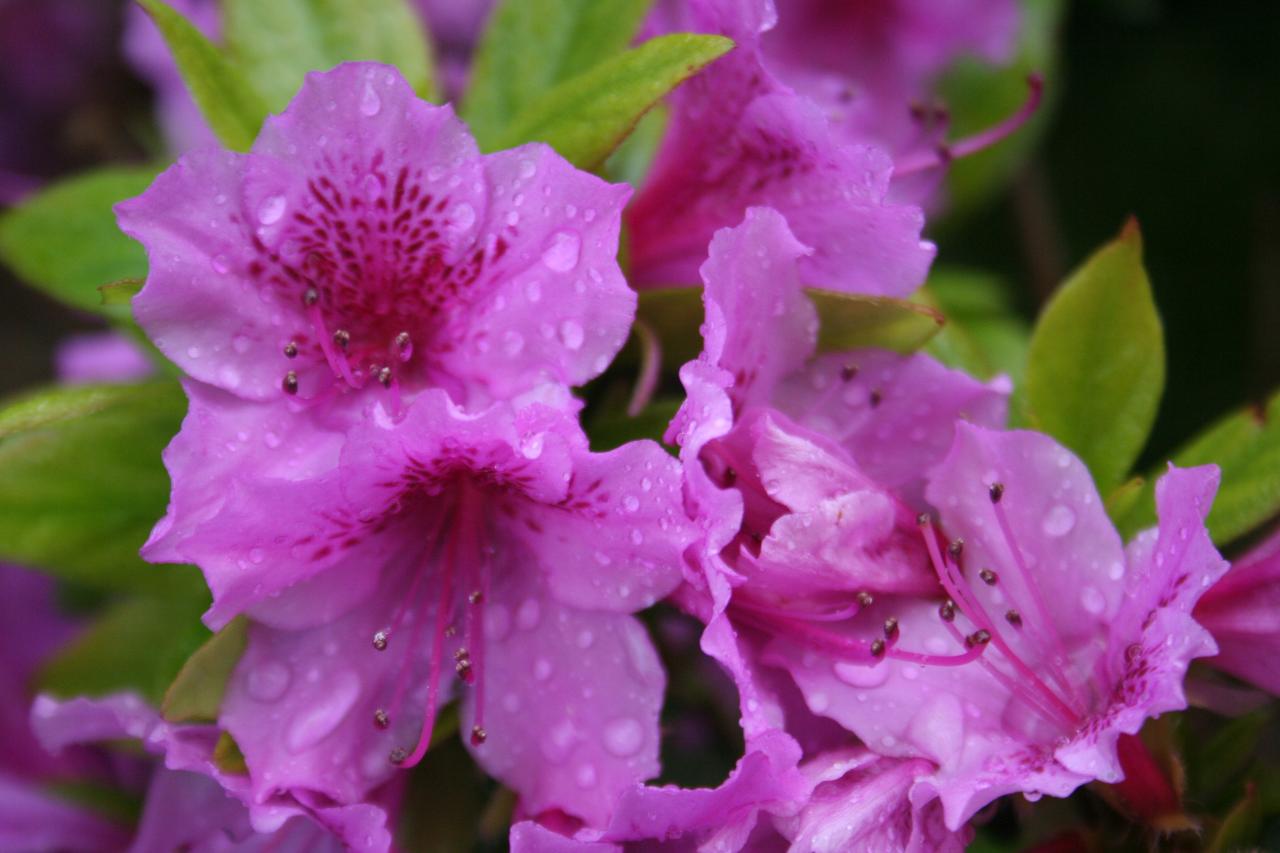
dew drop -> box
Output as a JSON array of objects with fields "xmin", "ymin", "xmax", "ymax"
[
  {"xmin": 602, "ymin": 717, "xmax": 644, "ymax": 757},
  {"xmin": 1041, "ymin": 504, "xmax": 1076, "ymax": 537},
  {"xmin": 533, "ymin": 657, "xmax": 553, "ymax": 681},
  {"xmin": 559, "ymin": 320, "xmax": 585, "ymax": 351},
  {"xmin": 246, "ymin": 661, "xmax": 290, "ymax": 702},
  {"xmin": 449, "ymin": 203, "xmax": 476, "ymax": 231},
  {"xmin": 575, "ymin": 763, "xmax": 597, "ymax": 788},
  {"xmin": 517, "ymin": 159, "xmax": 537, "ymax": 180},
  {"xmin": 622, "ymin": 495, "xmax": 640, "ymax": 513},
  {"xmin": 503, "ymin": 330, "xmax": 525, "ymax": 356},
  {"xmin": 833, "ymin": 660, "xmax": 889, "ymax": 688},
  {"xmin": 257, "ymin": 195, "xmax": 287, "ymax": 225},
  {"xmin": 1080, "ymin": 585, "xmax": 1106, "ymax": 615},
  {"xmin": 284, "ymin": 671, "xmax": 359, "ymax": 752},
  {"xmin": 541, "ymin": 231, "xmax": 581, "ymax": 272},
  {"xmin": 211, "ymin": 255, "xmax": 230, "ymax": 274},
  {"xmin": 516, "ymin": 598, "xmax": 541, "ymax": 630},
  {"xmin": 359, "ymin": 83, "xmax": 382, "ymax": 117}
]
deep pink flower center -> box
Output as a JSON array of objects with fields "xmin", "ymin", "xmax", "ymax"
[{"xmin": 249, "ymin": 151, "xmax": 509, "ymax": 402}]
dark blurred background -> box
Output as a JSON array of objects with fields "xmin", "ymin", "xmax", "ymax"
[{"xmin": 3, "ymin": 0, "xmax": 1279, "ymax": 465}]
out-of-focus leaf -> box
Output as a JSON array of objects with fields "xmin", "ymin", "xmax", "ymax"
[
  {"xmin": 496, "ymin": 34, "xmax": 732, "ymax": 169},
  {"xmin": 223, "ymin": 0, "xmax": 437, "ymax": 111},
  {"xmin": 1025, "ymin": 219, "xmax": 1164, "ymax": 492},
  {"xmin": 0, "ymin": 382, "xmax": 186, "ymax": 591},
  {"xmin": 213, "ymin": 732, "xmax": 249, "ymax": 774},
  {"xmin": 0, "ymin": 168, "xmax": 156, "ymax": 317},
  {"xmin": 810, "ymin": 289, "xmax": 944, "ymax": 355},
  {"xmin": 1210, "ymin": 783, "xmax": 1263, "ymax": 853},
  {"xmin": 138, "ymin": 0, "xmax": 267, "ymax": 151},
  {"xmin": 1113, "ymin": 389, "xmax": 1280, "ymax": 544},
  {"xmin": 463, "ymin": 0, "xmax": 654, "ymax": 147},
  {"xmin": 1186, "ymin": 706, "xmax": 1272, "ymax": 811},
  {"xmin": 39, "ymin": 589, "xmax": 210, "ymax": 705},
  {"xmin": 939, "ymin": 0, "xmax": 1066, "ymax": 217},
  {"xmin": 605, "ymin": 104, "xmax": 668, "ymax": 188},
  {"xmin": 921, "ymin": 268, "xmax": 1030, "ymax": 383},
  {"xmin": 161, "ymin": 617, "xmax": 248, "ymax": 723},
  {"xmin": 589, "ymin": 399, "xmax": 682, "ymax": 451},
  {"xmin": 397, "ymin": 733, "xmax": 493, "ymax": 852}
]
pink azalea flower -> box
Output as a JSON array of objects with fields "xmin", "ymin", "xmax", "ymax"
[
  {"xmin": 155, "ymin": 388, "xmax": 692, "ymax": 828},
  {"xmin": 764, "ymin": 0, "xmax": 1019, "ymax": 157},
  {"xmin": 628, "ymin": 0, "xmax": 934, "ymax": 294},
  {"xmin": 31, "ymin": 692, "xmax": 379, "ymax": 851},
  {"xmin": 1195, "ymin": 526, "xmax": 1280, "ymax": 695},
  {"xmin": 117, "ymin": 62, "xmax": 634, "ymax": 412},
  {"xmin": 54, "ymin": 331, "xmax": 154, "ymax": 384}
]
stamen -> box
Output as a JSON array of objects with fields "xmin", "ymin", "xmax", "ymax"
[
  {"xmin": 840, "ymin": 364, "xmax": 859, "ymax": 382},
  {"xmin": 965, "ymin": 629, "xmax": 992, "ymax": 648},
  {"xmin": 895, "ymin": 74, "xmax": 1045, "ymax": 176},
  {"xmin": 883, "ymin": 617, "xmax": 899, "ymax": 641},
  {"xmin": 377, "ymin": 366, "xmax": 393, "ymax": 388},
  {"xmin": 989, "ymin": 482, "xmax": 1004, "ymax": 503},
  {"xmin": 394, "ymin": 331, "xmax": 413, "ymax": 362},
  {"xmin": 1005, "ymin": 609, "xmax": 1023, "ymax": 628},
  {"xmin": 282, "ymin": 371, "xmax": 299, "ymax": 395},
  {"xmin": 333, "ymin": 329, "xmax": 351, "ymax": 349},
  {"xmin": 939, "ymin": 599, "xmax": 957, "ymax": 622},
  {"xmin": 855, "ymin": 591, "xmax": 874, "ymax": 608},
  {"xmin": 979, "ymin": 568, "xmax": 999, "ymax": 586},
  {"xmin": 389, "ymin": 747, "xmax": 408, "ymax": 765},
  {"xmin": 372, "ymin": 630, "xmax": 388, "ymax": 651},
  {"xmin": 870, "ymin": 638, "xmax": 886, "ymax": 658},
  {"xmin": 470, "ymin": 725, "xmax": 487, "ymax": 746},
  {"xmin": 303, "ymin": 287, "xmax": 318, "ymax": 307},
  {"xmin": 869, "ymin": 390, "xmax": 883, "ymax": 408},
  {"xmin": 947, "ymin": 538, "xmax": 965, "ymax": 561},
  {"xmin": 373, "ymin": 709, "xmax": 390, "ymax": 729},
  {"xmin": 283, "ymin": 341, "xmax": 299, "ymax": 358}
]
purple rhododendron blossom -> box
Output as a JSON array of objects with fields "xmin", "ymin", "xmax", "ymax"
[
  {"xmin": 764, "ymin": 0, "xmax": 1019, "ymax": 157},
  {"xmin": 118, "ymin": 62, "xmax": 634, "ymax": 413},
  {"xmin": 54, "ymin": 331, "xmax": 154, "ymax": 385},
  {"xmin": 31, "ymin": 693, "xmax": 378, "ymax": 851},
  {"xmin": 1195, "ymin": 526, "xmax": 1280, "ymax": 695},
  {"xmin": 155, "ymin": 388, "xmax": 691, "ymax": 828},
  {"xmin": 628, "ymin": 0, "xmax": 934, "ymax": 294}
]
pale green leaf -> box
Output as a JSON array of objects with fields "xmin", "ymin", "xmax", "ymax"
[
  {"xmin": 161, "ymin": 617, "xmax": 248, "ymax": 723},
  {"xmin": 1025, "ymin": 219, "xmax": 1164, "ymax": 491}
]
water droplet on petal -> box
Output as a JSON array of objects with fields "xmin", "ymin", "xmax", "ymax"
[
  {"xmin": 541, "ymin": 231, "xmax": 581, "ymax": 272},
  {"xmin": 258, "ymin": 195, "xmax": 287, "ymax": 225},
  {"xmin": 517, "ymin": 159, "xmax": 537, "ymax": 179},
  {"xmin": 246, "ymin": 661, "xmax": 290, "ymax": 702},
  {"xmin": 516, "ymin": 598, "xmax": 541, "ymax": 630},
  {"xmin": 449, "ymin": 203, "xmax": 476, "ymax": 231},
  {"xmin": 575, "ymin": 763, "xmax": 598, "ymax": 788},
  {"xmin": 559, "ymin": 320, "xmax": 584, "ymax": 351},
  {"xmin": 285, "ymin": 671, "xmax": 359, "ymax": 752},
  {"xmin": 1080, "ymin": 585, "xmax": 1106, "ymax": 615},
  {"xmin": 1042, "ymin": 504, "xmax": 1076, "ymax": 537},
  {"xmin": 359, "ymin": 83, "xmax": 382, "ymax": 117},
  {"xmin": 622, "ymin": 495, "xmax": 640, "ymax": 513},
  {"xmin": 602, "ymin": 717, "xmax": 644, "ymax": 757},
  {"xmin": 833, "ymin": 660, "xmax": 889, "ymax": 688}
]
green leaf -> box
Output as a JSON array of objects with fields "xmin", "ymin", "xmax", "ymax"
[
  {"xmin": 1025, "ymin": 219, "xmax": 1164, "ymax": 492},
  {"xmin": 463, "ymin": 0, "xmax": 654, "ymax": 147},
  {"xmin": 810, "ymin": 289, "xmax": 945, "ymax": 355},
  {"xmin": 222, "ymin": 0, "xmax": 437, "ymax": 112},
  {"xmin": 921, "ymin": 268, "xmax": 1030, "ymax": 383},
  {"xmin": 0, "ymin": 167, "xmax": 157, "ymax": 316},
  {"xmin": 0, "ymin": 382, "xmax": 188, "ymax": 591},
  {"xmin": 161, "ymin": 617, "xmax": 248, "ymax": 723},
  {"xmin": 139, "ymin": 0, "xmax": 268, "ymax": 151},
  {"xmin": 588, "ymin": 399, "xmax": 682, "ymax": 452},
  {"xmin": 99, "ymin": 278, "xmax": 145, "ymax": 307},
  {"xmin": 1113, "ymin": 389, "xmax": 1280, "ymax": 544},
  {"xmin": 213, "ymin": 732, "xmax": 249, "ymax": 774},
  {"xmin": 496, "ymin": 34, "xmax": 733, "ymax": 169},
  {"xmin": 39, "ymin": 589, "xmax": 210, "ymax": 705}
]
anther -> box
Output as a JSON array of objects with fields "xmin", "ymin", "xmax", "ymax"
[
  {"xmin": 333, "ymin": 329, "xmax": 350, "ymax": 349},
  {"xmin": 870, "ymin": 638, "xmax": 886, "ymax": 658},
  {"xmin": 917, "ymin": 512, "xmax": 932, "ymax": 527},
  {"xmin": 947, "ymin": 538, "xmax": 965, "ymax": 560},
  {"xmin": 389, "ymin": 747, "xmax": 408, "ymax": 765},
  {"xmin": 283, "ymin": 341, "xmax": 299, "ymax": 358},
  {"xmin": 965, "ymin": 629, "xmax": 992, "ymax": 648},
  {"xmin": 723, "ymin": 467, "xmax": 737, "ymax": 486},
  {"xmin": 988, "ymin": 482, "xmax": 1004, "ymax": 503},
  {"xmin": 1005, "ymin": 609, "xmax": 1023, "ymax": 628},
  {"xmin": 453, "ymin": 648, "xmax": 469, "ymax": 661},
  {"xmin": 939, "ymin": 599, "xmax": 957, "ymax": 622},
  {"xmin": 470, "ymin": 725, "xmax": 487, "ymax": 746},
  {"xmin": 856, "ymin": 591, "xmax": 874, "ymax": 608},
  {"xmin": 979, "ymin": 568, "xmax": 999, "ymax": 586},
  {"xmin": 303, "ymin": 288, "xmax": 319, "ymax": 307},
  {"xmin": 883, "ymin": 617, "xmax": 899, "ymax": 640},
  {"xmin": 468, "ymin": 590, "xmax": 484, "ymax": 605},
  {"xmin": 373, "ymin": 709, "xmax": 390, "ymax": 729},
  {"xmin": 395, "ymin": 331, "xmax": 411, "ymax": 350},
  {"xmin": 372, "ymin": 631, "xmax": 388, "ymax": 651},
  {"xmin": 377, "ymin": 366, "xmax": 393, "ymax": 388},
  {"xmin": 282, "ymin": 371, "xmax": 299, "ymax": 395},
  {"xmin": 840, "ymin": 364, "xmax": 859, "ymax": 382},
  {"xmin": 869, "ymin": 390, "xmax": 883, "ymax": 408},
  {"xmin": 1125, "ymin": 643, "xmax": 1143, "ymax": 663}
]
